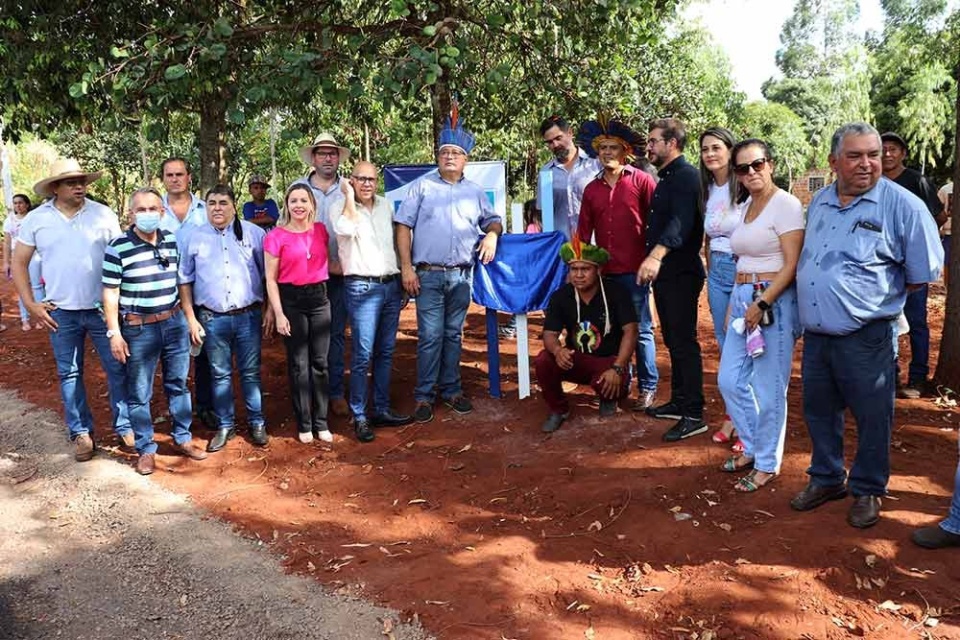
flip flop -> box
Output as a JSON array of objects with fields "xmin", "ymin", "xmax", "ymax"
[
  {"xmin": 731, "ymin": 440, "xmax": 745, "ymax": 454},
  {"xmin": 734, "ymin": 470, "xmax": 777, "ymax": 492},
  {"xmin": 720, "ymin": 455, "xmax": 755, "ymax": 473}
]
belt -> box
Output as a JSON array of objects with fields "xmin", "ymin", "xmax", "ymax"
[
  {"xmin": 346, "ymin": 274, "xmax": 399, "ymax": 284},
  {"xmin": 199, "ymin": 303, "xmax": 259, "ymax": 317},
  {"xmin": 735, "ymin": 271, "xmax": 779, "ymax": 284},
  {"xmin": 417, "ymin": 263, "xmax": 472, "ymax": 271},
  {"xmin": 124, "ymin": 303, "xmax": 181, "ymax": 326}
]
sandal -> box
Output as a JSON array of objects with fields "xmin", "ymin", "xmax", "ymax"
[
  {"xmin": 720, "ymin": 455, "xmax": 754, "ymax": 473},
  {"xmin": 734, "ymin": 469, "xmax": 777, "ymax": 493},
  {"xmin": 712, "ymin": 418, "xmax": 735, "ymax": 443},
  {"xmin": 731, "ymin": 440, "xmax": 745, "ymax": 454}
]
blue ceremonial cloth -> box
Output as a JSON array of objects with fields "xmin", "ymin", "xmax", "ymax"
[{"xmin": 472, "ymin": 231, "xmax": 568, "ymax": 313}]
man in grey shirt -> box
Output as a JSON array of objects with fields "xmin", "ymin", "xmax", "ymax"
[{"xmin": 537, "ymin": 115, "xmax": 601, "ymax": 239}]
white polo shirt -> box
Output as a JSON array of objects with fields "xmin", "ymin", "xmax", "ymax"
[
  {"xmin": 18, "ymin": 198, "xmax": 122, "ymax": 310},
  {"xmin": 330, "ymin": 195, "xmax": 400, "ymax": 277}
]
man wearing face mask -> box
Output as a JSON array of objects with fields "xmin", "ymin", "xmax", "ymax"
[
  {"xmin": 179, "ymin": 185, "xmax": 271, "ymax": 452},
  {"xmin": 537, "ymin": 116, "xmax": 601, "ymax": 239},
  {"xmin": 102, "ymin": 187, "xmax": 208, "ymax": 476},
  {"xmin": 290, "ymin": 133, "xmax": 351, "ymax": 418},
  {"xmin": 13, "ymin": 159, "xmax": 133, "ymax": 462}
]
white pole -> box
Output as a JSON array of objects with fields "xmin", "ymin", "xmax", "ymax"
[{"xmin": 511, "ymin": 202, "xmax": 531, "ymax": 399}]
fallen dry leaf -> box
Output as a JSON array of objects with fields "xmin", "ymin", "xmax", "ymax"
[
  {"xmin": 425, "ymin": 600, "xmax": 449, "ymax": 606},
  {"xmin": 584, "ymin": 624, "xmax": 596, "ymax": 640},
  {"xmin": 734, "ymin": 558, "xmax": 752, "ymax": 565},
  {"xmin": 408, "ymin": 498, "xmax": 427, "ymax": 505},
  {"xmin": 878, "ymin": 600, "xmax": 901, "ymax": 612},
  {"xmin": 669, "ymin": 505, "xmax": 682, "ymax": 513},
  {"xmin": 306, "ymin": 561, "xmax": 316, "ymax": 572},
  {"xmin": 457, "ymin": 443, "xmax": 472, "ymax": 453},
  {"xmin": 342, "ymin": 543, "xmax": 373, "ymax": 548},
  {"xmin": 717, "ymin": 523, "xmax": 732, "ymax": 532},
  {"xmin": 588, "ymin": 520, "xmax": 603, "ymax": 532},
  {"xmin": 865, "ymin": 554, "xmax": 877, "ymax": 568}
]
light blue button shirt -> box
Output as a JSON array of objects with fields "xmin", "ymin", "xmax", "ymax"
[
  {"xmin": 178, "ymin": 220, "xmax": 266, "ymax": 313},
  {"xmin": 797, "ymin": 178, "xmax": 943, "ymax": 336},
  {"xmin": 393, "ymin": 171, "xmax": 502, "ymax": 266},
  {"xmin": 536, "ymin": 149, "xmax": 601, "ymax": 239},
  {"xmin": 160, "ymin": 193, "xmax": 207, "ymax": 235},
  {"xmin": 289, "ymin": 173, "xmax": 345, "ymax": 266}
]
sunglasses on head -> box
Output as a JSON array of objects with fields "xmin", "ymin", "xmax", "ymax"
[{"xmin": 734, "ymin": 158, "xmax": 769, "ymax": 176}]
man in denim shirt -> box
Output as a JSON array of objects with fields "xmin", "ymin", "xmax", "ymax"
[{"xmin": 790, "ymin": 123, "xmax": 942, "ymax": 529}]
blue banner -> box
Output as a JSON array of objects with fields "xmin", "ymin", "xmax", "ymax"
[{"xmin": 472, "ymin": 232, "xmax": 567, "ymax": 313}]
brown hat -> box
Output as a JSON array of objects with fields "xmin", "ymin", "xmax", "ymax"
[
  {"xmin": 880, "ymin": 132, "xmax": 908, "ymax": 153},
  {"xmin": 299, "ymin": 132, "xmax": 350, "ymax": 166},
  {"xmin": 248, "ymin": 174, "xmax": 271, "ymax": 188},
  {"xmin": 33, "ymin": 158, "xmax": 104, "ymax": 198}
]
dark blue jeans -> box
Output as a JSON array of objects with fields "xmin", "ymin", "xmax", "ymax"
[
  {"xmin": 414, "ymin": 267, "xmax": 472, "ymax": 403},
  {"xmin": 121, "ymin": 312, "xmax": 193, "ymax": 455},
  {"xmin": 345, "ymin": 277, "xmax": 402, "ymax": 420},
  {"xmin": 197, "ymin": 307, "xmax": 264, "ymax": 430},
  {"xmin": 901, "ymin": 284, "xmax": 929, "ymax": 384},
  {"xmin": 801, "ymin": 319, "xmax": 896, "ymax": 496},
  {"xmin": 609, "ymin": 274, "xmax": 658, "ymax": 393},
  {"xmin": 327, "ymin": 275, "xmax": 348, "ymax": 400},
  {"xmin": 47, "ymin": 308, "xmax": 131, "ymax": 441}
]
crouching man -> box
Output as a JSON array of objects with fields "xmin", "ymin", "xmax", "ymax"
[{"xmin": 535, "ymin": 239, "xmax": 637, "ymax": 432}]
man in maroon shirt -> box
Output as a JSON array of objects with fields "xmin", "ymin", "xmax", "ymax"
[{"xmin": 577, "ymin": 119, "xmax": 659, "ymax": 410}]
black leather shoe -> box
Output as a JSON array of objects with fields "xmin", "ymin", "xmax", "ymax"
[
  {"xmin": 206, "ymin": 427, "xmax": 236, "ymax": 453},
  {"xmin": 249, "ymin": 424, "xmax": 268, "ymax": 447},
  {"xmin": 197, "ymin": 408, "xmax": 219, "ymax": 431},
  {"xmin": 662, "ymin": 416, "xmax": 708, "ymax": 442},
  {"xmin": 372, "ymin": 409, "xmax": 414, "ymax": 428},
  {"xmin": 912, "ymin": 525, "xmax": 960, "ymax": 549},
  {"xmin": 541, "ymin": 413, "xmax": 568, "ymax": 433},
  {"xmin": 646, "ymin": 401, "xmax": 683, "ymax": 420},
  {"xmin": 847, "ymin": 495, "xmax": 881, "ymax": 529},
  {"xmin": 354, "ymin": 419, "xmax": 375, "ymax": 443},
  {"xmin": 790, "ymin": 482, "xmax": 848, "ymax": 512},
  {"xmin": 414, "ymin": 402, "xmax": 434, "ymax": 423},
  {"xmin": 599, "ymin": 399, "xmax": 617, "ymax": 417}
]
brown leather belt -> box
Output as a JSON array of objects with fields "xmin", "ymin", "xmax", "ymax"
[
  {"xmin": 417, "ymin": 263, "xmax": 471, "ymax": 271},
  {"xmin": 735, "ymin": 271, "xmax": 779, "ymax": 284},
  {"xmin": 124, "ymin": 303, "xmax": 182, "ymax": 326},
  {"xmin": 199, "ymin": 303, "xmax": 259, "ymax": 316}
]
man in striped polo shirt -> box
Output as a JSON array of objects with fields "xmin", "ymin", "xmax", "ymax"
[{"xmin": 102, "ymin": 187, "xmax": 208, "ymax": 475}]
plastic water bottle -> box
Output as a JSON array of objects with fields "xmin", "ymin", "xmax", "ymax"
[
  {"xmin": 190, "ymin": 326, "xmax": 206, "ymax": 357},
  {"xmin": 746, "ymin": 326, "xmax": 766, "ymax": 358}
]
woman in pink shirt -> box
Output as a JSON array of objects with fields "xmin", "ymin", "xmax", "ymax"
[{"xmin": 265, "ymin": 185, "xmax": 333, "ymax": 444}]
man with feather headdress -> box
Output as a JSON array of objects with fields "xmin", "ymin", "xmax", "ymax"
[{"xmin": 394, "ymin": 101, "xmax": 503, "ymax": 424}]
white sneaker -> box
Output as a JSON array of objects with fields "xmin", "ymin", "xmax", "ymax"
[
  {"xmin": 317, "ymin": 430, "xmax": 334, "ymax": 443},
  {"xmin": 297, "ymin": 431, "xmax": 314, "ymax": 444},
  {"xmin": 632, "ymin": 389, "xmax": 657, "ymax": 412}
]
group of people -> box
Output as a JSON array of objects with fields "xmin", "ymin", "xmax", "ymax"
[{"xmin": 4, "ymin": 110, "xmax": 960, "ymax": 548}]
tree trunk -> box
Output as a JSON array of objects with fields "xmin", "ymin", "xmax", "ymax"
[
  {"xmin": 934, "ymin": 59, "xmax": 960, "ymax": 391},
  {"xmin": 430, "ymin": 79, "xmax": 451, "ymax": 158},
  {"xmin": 198, "ymin": 101, "xmax": 227, "ymax": 192}
]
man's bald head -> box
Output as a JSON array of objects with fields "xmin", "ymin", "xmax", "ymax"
[{"xmin": 349, "ymin": 160, "xmax": 379, "ymax": 206}]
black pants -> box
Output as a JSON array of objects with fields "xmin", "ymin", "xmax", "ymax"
[
  {"xmin": 653, "ymin": 272, "xmax": 705, "ymax": 418},
  {"xmin": 279, "ymin": 282, "xmax": 331, "ymax": 433}
]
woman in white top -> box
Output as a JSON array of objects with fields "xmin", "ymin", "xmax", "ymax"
[
  {"xmin": 3, "ymin": 194, "xmax": 44, "ymax": 331},
  {"xmin": 699, "ymin": 127, "xmax": 741, "ymax": 446},
  {"xmin": 717, "ymin": 139, "xmax": 805, "ymax": 492}
]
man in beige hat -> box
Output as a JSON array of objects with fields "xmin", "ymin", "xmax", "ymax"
[
  {"xmin": 290, "ymin": 132, "xmax": 352, "ymax": 416},
  {"xmin": 11, "ymin": 158, "xmax": 134, "ymax": 462}
]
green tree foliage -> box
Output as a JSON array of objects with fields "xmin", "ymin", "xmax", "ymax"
[{"xmin": 734, "ymin": 101, "xmax": 812, "ymax": 187}]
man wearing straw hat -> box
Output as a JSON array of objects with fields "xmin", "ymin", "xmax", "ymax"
[
  {"xmin": 290, "ymin": 132, "xmax": 352, "ymax": 417},
  {"xmin": 11, "ymin": 158, "xmax": 133, "ymax": 462}
]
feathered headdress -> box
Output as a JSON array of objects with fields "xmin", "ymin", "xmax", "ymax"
[
  {"xmin": 438, "ymin": 98, "xmax": 476, "ymax": 155},
  {"xmin": 559, "ymin": 235, "xmax": 612, "ymax": 337},
  {"xmin": 577, "ymin": 114, "xmax": 645, "ymax": 161}
]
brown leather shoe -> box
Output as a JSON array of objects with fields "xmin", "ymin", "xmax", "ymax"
[
  {"xmin": 119, "ymin": 431, "xmax": 136, "ymax": 449},
  {"xmin": 135, "ymin": 453, "xmax": 155, "ymax": 475},
  {"xmin": 330, "ymin": 397, "xmax": 350, "ymax": 417},
  {"xmin": 74, "ymin": 434, "xmax": 95, "ymax": 462},
  {"xmin": 174, "ymin": 440, "xmax": 209, "ymax": 460}
]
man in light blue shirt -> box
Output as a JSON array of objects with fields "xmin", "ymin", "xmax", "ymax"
[
  {"xmin": 395, "ymin": 108, "xmax": 503, "ymax": 423},
  {"xmin": 158, "ymin": 157, "xmax": 207, "ymax": 234},
  {"xmin": 537, "ymin": 116, "xmax": 601, "ymax": 239},
  {"xmin": 179, "ymin": 185, "xmax": 270, "ymax": 452},
  {"xmin": 790, "ymin": 123, "xmax": 943, "ymax": 530}
]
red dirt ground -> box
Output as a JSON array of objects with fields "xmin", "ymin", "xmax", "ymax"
[{"xmin": 1, "ymin": 280, "xmax": 958, "ymax": 640}]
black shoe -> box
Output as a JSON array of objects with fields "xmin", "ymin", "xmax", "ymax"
[
  {"xmin": 372, "ymin": 409, "xmax": 414, "ymax": 428},
  {"xmin": 197, "ymin": 408, "xmax": 219, "ymax": 430},
  {"xmin": 541, "ymin": 413, "xmax": 568, "ymax": 433},
  {"xmin": 414, "ymin": 402, "xmax": 434, "ymax": 423},
  {"xmin": 599, "ymin": 399, "xmax": 617, "ymax": 417},
  {"xmin": 249, "ymin": 424, "xmax": 268, "ymax": 447},
  {"xmin": 354, "ymin": 419, "xmax": 375, "ymax": 443},
  {"xmin": 206, "ymin": 427, "xmax": 236, "ymax": 453},
  {"xmin": 646, "ymin": 401, "xmax": 683, "ymax": 420},
  {"xmin": 662, "ymin": 416, "xmax": 708, "ymax": 442},
  {"xmin": 912, "ymin": 525, "xmax": 960, "ymax": 549},
  {"xmin": 847, "ymin": 495, "xmax": 881, "ymax": 529},
  {"xmin": 444, "ymin": 395, "xmax": 473, "ymax": 415},
  {"xmin": 790, "ymin": 482, "xmax": 848, "ymax": 512}
]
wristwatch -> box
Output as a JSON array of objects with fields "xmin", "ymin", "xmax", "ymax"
[
  {"xmin": 611, "ymin": 364, "xmax": 624, "ymax": 376},
  {"xmin": 106, "ymin": 329, "xmax": 120, "ymax": 338},
  {"xmin": 757, "ymin": 299, "xmax": 771, "ymax": 312}
]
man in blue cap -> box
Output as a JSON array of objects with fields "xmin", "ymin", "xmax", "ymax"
[{"xmin": 394, "ymin": 102, "xmax": 503, "ymax": 423}]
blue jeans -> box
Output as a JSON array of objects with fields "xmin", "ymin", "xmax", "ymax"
[
  {"xmin": 47, "ymin": 308, "xmax": 131, "ymax": 440},
  {"xmin": 609, "ymin": 274, "xmax": 658, "ymax": 392},
  {"xmin": 198, "ymin": 307, "xmax": 264, "ymax": 430},
  {"xmin": 941, "ymin": 439, "xmax": 960, "ymax": 535},
  {"xmin": 718, "ymin": 284, "xmax": 800, "ymax": 473},
  {"xmin": 345, "ymin": 277, "xmax": 402, "ymax": 420},
  {"xmin": 122, "ymin": 312, "xmax": 194, "ymax": 455},
  {"xmin": 706, "ymin": 251, "xmax": 736, "ymax": 349},
  {"xmin": 17, "ymin": 256, "xmax": 45, "ymax": 323},
  {"xmin": 327, "ymin": 275, "xmax": 348, "ymax": 400},
  {"xmin": 901, "ymin": 284, "xmax": 929, "ymax": 384},
  {"xmin": 801, "ymin": 319, "xmax": 896, "ymax": 496},
  {"xmin": 414, "ymin": 267, "xmax": 472, "ymax": 403}
]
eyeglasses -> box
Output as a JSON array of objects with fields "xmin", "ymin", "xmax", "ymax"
[
  {"xmin": 439, "ymin": 149, "xmax": 465, "ymax": 158},
  {"xmin": 151, "ymin": 245, "xmax": 169, "ymax": 269},
  {"xmin": 351, "ymin": 176, "xmax": 377, "ymax": 184},
  {"xmin": 645, "ymin": 137, "xmax": 667, "ymax": 147},
  {"xmin": 733, "ymin": 158, "xmax": 770, "ymax": 176},
  {"xmin": 313, "ymin": 149, "xmax": 339, "ymax": 158}
]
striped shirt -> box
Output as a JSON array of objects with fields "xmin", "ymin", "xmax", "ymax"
[{"xmin": 102, "ymin": 229, "xmax": 180, "ymax": 315}]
